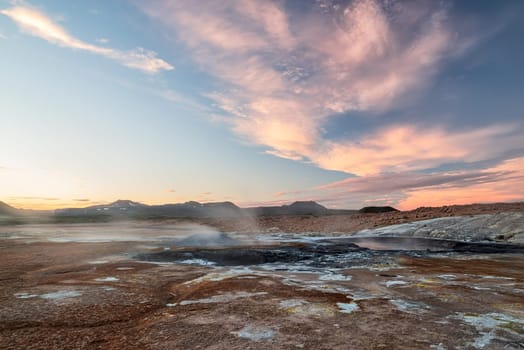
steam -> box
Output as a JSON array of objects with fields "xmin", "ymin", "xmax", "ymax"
[
  {"xmin": 0, "ymin": 222, "xmax": 241, "ymax": 246},
  {"xmin": 174, "ymin": 231, "xmax": 239, "ymax": 247}
]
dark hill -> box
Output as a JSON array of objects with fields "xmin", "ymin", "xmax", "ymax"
[
  {"xmin": 359, "ymin": 206, "xmax": 399, "ymax": 213},
  {"xmin": 248, "ymin": 201, "xmax": 329, "ymax": 216}
]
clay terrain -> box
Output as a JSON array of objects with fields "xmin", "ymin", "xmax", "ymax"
[{"xmin": 1, "ymin": 203, "xmax": 524, "ymax": 349}]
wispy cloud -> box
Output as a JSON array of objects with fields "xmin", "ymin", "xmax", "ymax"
[
  {"xmin": 8, "ymin": 196, "xmax": 60, "ymax": 201},
  {"xmin": 316, "ymin": 124, "xmax": 523, "ymax": 175},
  {"xmin": 398, "ymin": 157, "xmax": 524, "ymax": 209},
  {"xmin": 95, "ymin": 37, "xmax": 108, "ymax": 44},
  {"xmin": 268, "ymin": 156, "xmax": 524, "ymax": 210},
  {"xmin": 1, "ymin": 4, "xmax": 173, "ymax": 73},
  {"xmin": 160, "ymin": 89, "xmax": 211, "ymax": 113},
  {"xmin": 319, "ymin": 169, "xmax": 515, "ymax": 195},
  {"xmin": 138, "ymin": 0, "xmax": 515, "ymax": 177}
]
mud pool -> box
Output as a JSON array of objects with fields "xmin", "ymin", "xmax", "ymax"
[{"xmin": 1, "ymin": 223, "xmax": 524, "ymax": 349}]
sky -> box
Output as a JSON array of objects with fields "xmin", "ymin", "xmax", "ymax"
[{"xmin": 1, "ymin": 0, "xmax": 523, "ymax": 210}]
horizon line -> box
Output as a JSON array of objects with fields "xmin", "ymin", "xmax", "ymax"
[{"xmin": 3, "ymin": 198, "xmax": 524, "ymax": 212}]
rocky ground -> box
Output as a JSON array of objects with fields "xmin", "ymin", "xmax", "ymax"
[
  {"xmin": 196, "ymin": 202, "xmax": 524, "ymax": 236},
  {"xmin": 353, "ymin": 212, "xmax": 524, "ymax": 244},
  {"xmin": 1, "ymin": 204, "xmax": 524, "ymax": 349}
]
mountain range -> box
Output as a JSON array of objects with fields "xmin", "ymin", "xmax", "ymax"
[
  {"xmin": 53, "ymin": 199, "xmax": 357, "ymax": 219},
  {"xmin": 0, "ymin": 199, "xmax": 393, "ymax": 222}
]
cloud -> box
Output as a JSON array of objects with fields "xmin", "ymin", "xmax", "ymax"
[
  {"xmin": 136, "ymin": 0, "xmax": 517, "ymax": 178},
  {"xmin": 72, "ymin": 198, "xmax": 90, "ymax": 202},
  {"xmin": 315, "ymin": 123, "xmax": 523, "ymax": 175},
  {"xmin": 161, "ymin": 89, "xmax": 211, "ymax": 113},
  {"xmin": 273, "ymin": 156, "xmax": 524, "ymax": 210},
  {"xmin": 8, "ymin": 196, "xmax": 60, "ymax": 201},
  {"xmin": 96, "ymin": 37, "xmax": 108, "ymax": 44},
  {"xmin": 1, "ymin": 5, "xmax": 173, "ymax": 73},
  {"xmin": 319, "ymin": 169, "xmax": 516, "ymax": 195},
  {"xmin": 0, "ymin": 166, "xmax": 87, "ymax": 205},
  {"xmin": 398, "ymin": 157, "xmax": 524, "ymax": 209}
]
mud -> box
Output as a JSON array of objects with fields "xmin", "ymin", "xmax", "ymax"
[
  {"xmin": 136, "ymin": 236, "xmax": 524, "ymax": 267},
  {"xmin": 1, "ymin": 224, "xmax": 524, "ymax": 349}
]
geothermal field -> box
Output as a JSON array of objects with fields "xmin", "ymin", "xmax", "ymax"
[
  {"xmin": 3, "ymin": 0, "xmax": 524, "ymax": 348},
  {"xmin": 1, "ymin": 207, "xmax": 524, "ymax": 350}
]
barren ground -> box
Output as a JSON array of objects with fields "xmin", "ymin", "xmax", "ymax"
[
  {"xmin": 1, "ymin": 204, "xmax": 524, "ymax": 349},
  {"xmin": 199, "ymin": 202, "xmax": 524, "ymax": 234}
]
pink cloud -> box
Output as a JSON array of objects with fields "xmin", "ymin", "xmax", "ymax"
[
  {"xmin": 398, "ymin": 157, "xmax": 524, "ymax": 209},
  {"xmin": 279, "ymin": 157, "xmax": 524, "ymax": 210},
  {"xmin": 139, "ymin": 0, "xmax": 519, "ymax": 183},
  {"xmin": 233, "ymin": 0, "xmax": 295, "ymax": 49},
  {"xmin": 314, "ymin": 124, "xmax": 520, "ymax": 175}
]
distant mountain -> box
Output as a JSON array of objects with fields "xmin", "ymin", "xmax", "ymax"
[
  {"xmin": 55, "ymin": 199, "xmax": 148, "ymax": 217},
  {"xmin": 55, "ymin": 200, "xmax": 244, "ymax": 219},
  {"xmin": 53, "ymin": 199, "xmax": 341, "ymax": 219},
  {"xmin": 146, "ymin": 201, "xmax": 243, "ymax": 219},
  {"xmin": 4, "ymin": 199, "xmax": 398, "ymax": 222},
  {"xmin": 247, "ymin": 201, "xmax": 330, "ymax": 216},
  {"xmin": 359, "ymin": 206, "xmax": 399, "ymax": 213},
  {"xmin": 103, "ymin": 199, "xmax": 147, "ymax": 209}
]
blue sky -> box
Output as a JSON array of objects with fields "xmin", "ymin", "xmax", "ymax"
[{"xmin": 1, "ymin": 0, "xmax": 523, "ymax": 210}]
